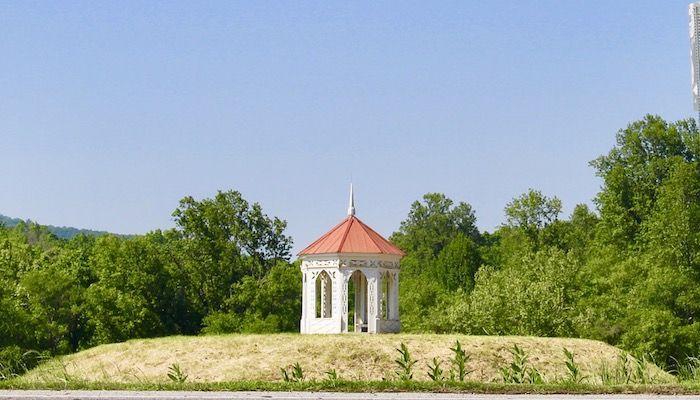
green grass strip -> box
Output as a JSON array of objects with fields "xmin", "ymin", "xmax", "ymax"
[{"xmin": 2, "ymin": 379, "xmax": 700, "ymax": 394}]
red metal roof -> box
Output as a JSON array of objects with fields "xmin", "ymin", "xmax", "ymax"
[{"xmin": 298, "ymin": 215, "xmax": 405, "ymax": 256}]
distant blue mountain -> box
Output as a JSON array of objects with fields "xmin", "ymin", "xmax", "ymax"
[{"xmin": 0, "ymin": 213, "xmax": 115, "ymax": 239}]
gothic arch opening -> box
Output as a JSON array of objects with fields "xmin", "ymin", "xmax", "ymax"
[
  {"xmin": 315, "ymin": 270, "xmax": 333, "ymax": 318},
  {"xmin": 347, "ymin": 270, "xmax": 368, "ymax": 332}
]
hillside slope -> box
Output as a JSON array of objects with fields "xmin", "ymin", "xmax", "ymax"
[
  {"xmin": 21, "ymin": 334, "xmax": 671, "ymax": 384},
  {"xmin": 0, "ymin": 214, "xmax": 115, "ymax": 239}
]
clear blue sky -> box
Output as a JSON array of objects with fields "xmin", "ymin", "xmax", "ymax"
[{"xmin": 0, "ymin": 1, "xmax": 694, "ymax": 254}]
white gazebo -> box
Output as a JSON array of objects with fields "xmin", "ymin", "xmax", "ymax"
[{"xmin": 298, "ymin": 186, "xmax": 404, "ymax": 334}]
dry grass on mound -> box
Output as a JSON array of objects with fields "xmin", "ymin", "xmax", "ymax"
[{"xmin": 21, "ymin": 334, "xmax": 671, "ymax": 384}]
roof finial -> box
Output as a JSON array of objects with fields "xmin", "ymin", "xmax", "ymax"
[{"xmin": 347, "ymin": 183, "xmax": 355, "ymax": 216}]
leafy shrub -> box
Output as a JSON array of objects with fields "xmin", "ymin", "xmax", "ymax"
[
  {"xmin": 240, "ymin": 314, "xmax": 283, "ymax": 334},
  {"xmin": 0, "ymin": 346, "xmax": 24, "ymax": 380},
  {"xmin": 0, "ymin": 346, "xmax": 44, "ymax": 380},
  {"xmin": 398, "ymin": 271, "xmax": 453, "ymax": 332},
  {"xmin": 201, "ymin": 312, "xmax": 242, "ymax": 334},
  {"xmin": 618, "ymin": 304, "xmax": 700, "ymax": 367},
  {"xmin": 675, "ymin": 356, "xmax": 700, "ymax": 382},
  {"xmin": 227, "ymin": 262, "xmax": 302, "ymax": 333},
  {"xmin": 467, "ymin": 249, "xmax": 578, "ymax": 337},
  {"xmin": 203, "ymin": 312, "xmax": 288, "ymax": 334}
]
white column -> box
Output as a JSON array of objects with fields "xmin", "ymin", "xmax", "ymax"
[
  {"xmin": 353, "ymin": 271, "xmax": 367, "ymax": 332},
  {"xmin": 300, "ymin": 269, "xmax": 307, "ymax": 333},
  {"xmin": 377, "ymin": 270, "xmax": 384, "ymax": 321},
  {"xmin": 334, "ymin": 270, "xmax": 344, "ymax": 332},
  {"xmin": 367, "ymin": 270, "xmax": 381, "ymax": 333},
  {"xmin": 309, "ymin": 272, "xmax": 317, "ymax": 319},
  {"xmin": 341, "ymin": 271, "xmax": 350, "ymax": 332},
  {"xmin": 353, "ymin": 272, "xmax": 360, "ymax": 331},
  {"xmin": 381, "ymin": 270, "xmax": 388, "ymax": 320},
  {"xmin": 391, "ymin": 271, "xmax": 400, "ymax": 320}
]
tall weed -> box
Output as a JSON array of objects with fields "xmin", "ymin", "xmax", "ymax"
[
  {"xmin": 563, "ymin": 348, "xmax": 584, "ymax": 384},
  {"xmin": 449, "ymin": 340, "xmax": 472, "ymax": 382},
  {"xmin": 281, "ymin": 362, "xmax": 304, "ymax": 382},
  {"xmin": 427, "ymin": 357, "xmax": 444, "ymax": 381},
  {"xmin": 675, "ymin": 356, "xmax": 700, "ymax": 382},
  {"xmin": 394, "ymin": 343, "xmax": 417, "ymax": 381},
  {"xmin": 501, "ymin": 344, "xmax": 543, "ymax": 384},
  {"xmin": 167, "ymin": 363, "xmax": 188, "ymax": 383},
  {"xmin": 324, "ymin": 369, "xmax": 339, "ymax": 381}
]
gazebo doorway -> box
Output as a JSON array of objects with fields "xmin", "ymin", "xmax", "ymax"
[{"xmin": 347, "ymin": 270, "xmax": 368, "ymax": 332}]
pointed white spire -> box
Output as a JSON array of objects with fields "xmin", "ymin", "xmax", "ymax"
[{"xmin": 347, "ymin": 183, "xmax": 355, "ymax": 216}]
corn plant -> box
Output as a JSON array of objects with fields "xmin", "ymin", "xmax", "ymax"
[
  {"xmin": 529, "ymin": 367, "xmax": 545, "ymax": 384},
  {"xmin": 501, "ymin": 344, "xmax": 529, "ymax": 384},
  {"xmin": 394, "ymin": 342, "xmax": 417, "ymax": 381},
  {"xmin": 280, "ymin": 362, "xmax": 304, "ymax": 382},
  {"xmin": 280, "ymin": 367, "xmax": 291, "ymax": 382},
  {"xmin": 167, "ymin": 363, "xmax": 188, "ymax": 383},
  {"xmin": 449, "ymin": 340, "xmax": 472, "ymax": 382},
  {"xmin": 427, "ymin": 357, "xmax": 444, "ymax": 381},
  {"xmin": 563, "ymin": 347, "xmax": 584, "ymax": 384},
  {"xmin": 292, "ymin": 362, "xmax": 304, "ymax": 381},
  {"xmin": 324, "ymin": 369, "xmax": 339, "ymax": 381}
]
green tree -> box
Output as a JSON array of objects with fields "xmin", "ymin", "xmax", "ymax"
[
  {"xmin": 391, "ymin": 193, "xmax": 480, "ymax": 261},
  {"xmin": 433, "ymin": 234, "xmax": 482, "ymax": 291},
  {"xmin": 172, "ymin": 190, "xmax": 292, "ymax": 314},
  {"xmin": 221, "ymin": 261, "xmax": 302, "ymax": 333},
  {"xmin": 591, "ymin": 115, "xmax": 700, "ymax": 249},
  {"xmin": 583, "ymin": 116, "xmax": 700, "ymax": 365},
  {"xmin": 85, "ymin": 236, "xmax": 166, "ymax": 344},
  {"xmin": 561, "ymin": 204, "xmax": 598, "ymax": 259},
  {"xmin": 398, "ymin": 272, "xmax": 453, "ymax": 332},
  {"xmin": 20, "ymin": 265, "xmax": 85, "ymax": 353},
  {"xmin": 392, "ymin": 193, "xmax": 482, "ymax": 330},
  {"xmin": 504, "ymin": 189, "xmax": 562, "ymax": 246}
]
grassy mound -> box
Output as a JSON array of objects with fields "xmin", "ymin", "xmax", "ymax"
[{"xmin": 21, "ymin": 334, "xmax": 671, "ymax": 384}]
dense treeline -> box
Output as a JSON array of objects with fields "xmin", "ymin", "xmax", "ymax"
[
  {"xmin": 0, "ymin": 191, "xmax": 301, "ymax": 376},
  {"xmin": 395, "ymin": 115, "xmax": 700, "ymax": 367},
  {"xmin": 1, "ymin": 115, "xmax": 700, "ymax": 377}
]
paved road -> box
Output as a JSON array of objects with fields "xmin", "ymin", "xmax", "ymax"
[{"xmin": 0, "ymin": 392, "xmax": 699, "ymax": 400}]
